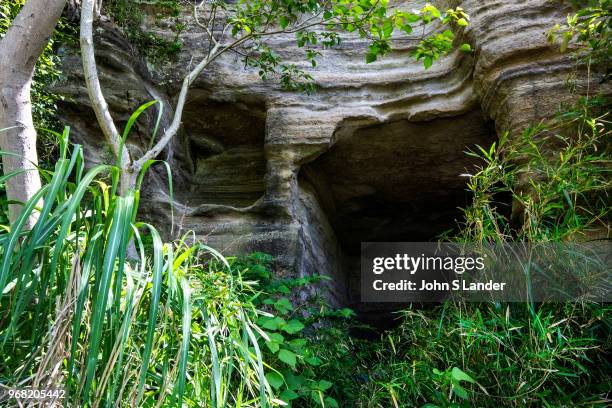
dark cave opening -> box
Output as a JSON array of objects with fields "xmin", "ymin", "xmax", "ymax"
[{"xmin": 299, "ymin": 110, "xmax": 498, "ymax": 330}]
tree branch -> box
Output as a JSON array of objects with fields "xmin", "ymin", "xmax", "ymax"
[
  {"xmin": 80, "ymin": 0, "xmax": 131, "ymax": 171},
  {"xmin": 131, "ymin": 41, "xmax": 224, "ymax": 171}
]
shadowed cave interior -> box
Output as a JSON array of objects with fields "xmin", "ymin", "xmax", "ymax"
[{"xmin": 299, "ymin": 110, "xmax": 498, "ymax": 329}]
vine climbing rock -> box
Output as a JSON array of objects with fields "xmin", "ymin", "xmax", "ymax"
[{"xmin": 54, "ymin": 0, "xmax": 610, "ymax": 312}]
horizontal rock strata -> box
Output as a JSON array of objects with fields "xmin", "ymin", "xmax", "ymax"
[{"xmin": 55, "ymin": 0, "xmax": 607, "ymax": 320}]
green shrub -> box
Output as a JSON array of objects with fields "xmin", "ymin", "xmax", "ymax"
[
  {"xmin": 0, "ymin": 121, "xmax": 275, "ymax": 407},
  {"xmin": 456, "ymin": 96, "xmax": 610, "ymax": 243},
  {"xmin": 230, "ymin": 252, "xmax": 356, "ymax": 408}
]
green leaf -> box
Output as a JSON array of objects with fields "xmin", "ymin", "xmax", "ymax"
[
  {"xmin": 451, "ymin": 367, "xmax": 476, "ymax": 383},
  {"xmin": 382, "ymin": 20, "xmax": 393, "ymax": 38},
  {"xmin": 460, "ymin": 43, "xmax": 472, "ymax": 52},
  {"xmin": 259, "ymin": 316, "xmax": 285, "ymax": 330},
  {"xmin": 284, "ymin": 372, "xmax": 306, "ymax": 389},
  {"xmin": 325, "ymin": 397, "xmax": 340, "ymax": 408},
  {"xmin": 280, "ymin": 16, "xmax": 289, "ymax": 29},
  {"xmin": 423, "ymin": 4, "xmax": 441, "ymax": 19},
  {"xmin": 340, "ymin": 308, "xmax": 354, "ymax": 318},
  {"xmin": 289, "ymin": 338, "xmax": 307, "ymax": 348},
  {"xmin": 266, "ymin": 372, "xmax": 284, "ymax": 389},
  {"xmin": 405, "ymin": 12, "xmax": 422, "ymax": 23},
  {"xmin": 269, "ymin": 332, "xmax": 285, "ymax": 342},
  {"xmin": 176, "ymin": 279, "xmax": 191, "ymax": 407},
  {"xmin": 457, "ymin": 18, "xmax": 469, "ymax": 26},
  {"xmin": 278, "ymin": 349, "xmax": 297, "ymax": 368},
  {"xmin": 282, "ymin": 319, "xmax": 305, "ymax": 334},
  {"xmin": 318, "ymin": 380, "xmax": 333, "ymax": 391},
  {"xmin": 305, "ymin": 356, "xmax": 322, "ymax": 366},
  {"xmin": 401, "ymin": 24, "xmax": 413, "ymax": 34},
  {"xmin": 453, "ymin": 384, "xmax": 469, "ymax": 399},
  {"xmin": 423, "ymin": 56, "xmax": 433, "ymax": 69},
  {"xmin": 280, "ymin": 389, "xmax": 299, "ymax": 402},
  {"xmin": 274, "ymin": 297, "xmax": 294, "ymax": 314},
  {"xmin": 266, "ymin": 340, "xmax": 280, "ymax": 353},
  {"xmin": 277, "ymin": 284, "xmax": 290, "ymax": 294}
]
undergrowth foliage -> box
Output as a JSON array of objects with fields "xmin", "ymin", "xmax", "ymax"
[
  {"xmin": 234, "ymin": 253, "xmax": 355, "ymax": 408},
  {"xmin": 343, "ymin": 302, "xmax": 610, "ymax": 407},
  {"xmin": 0, "ymin": 120, "xmax": 354, "ymax": 407},
  {"xmin": 333, "ymin": 99, "xmax": 611, "ymax": 407},
  {"xmin": 458, "ymin": 96, "xmax": 611, "ymax": 243},
  {"xmin": 0, "ymin": 126, "xmax": 276, "ymax": 406}
]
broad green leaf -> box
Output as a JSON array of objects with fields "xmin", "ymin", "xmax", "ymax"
[
  {"xmin": 266, "ymin": 372, "xmax": 284, "ymax": 389},
  {"xmin": 305, "ymin": 356, "xmax": 322, "ymax": 366},
  {"xmin": 259, "ymin": 316, "xmax": 285, "ymax": 330},
  {"xmin": 423, "ymin": 4, "xmax": 441, "ymax": 19},
  {"xmin": 266, "ymin": 340, "xmax": 280, "ymax": 353},
  {"xmin": 325, "ymin": 396, "xmax": 340, "ymax": 408},
  {"xmin": 282, "ymin": 319, "xmax": 304, "ymax": 334},
  {"xmin": 280, "ymin": 388, "xmax": 299, "ymax": 402},
  {"xmin": 278, "ymin": 349, "xmax": 297, "ymax": 368},
  {"xmin": 318, "ymin": 380, "xmax": 333, "ymax": 391},
  {"xmin": 280, "ymin": 16, "xmax": 289, "ymax": 29},
  {"xmin": 451, "ymin": 367, "xmax": 476, "ymax": 383},
  {"xmin": 453, "ymin": 384, "xmax": 469, "ymax": 399},
  {"xmin": 289, "ymin": 338, "xmax": 307, "ymax": 348},
  {"xmin": 274, "ymin": 297, "xmax": 293, "ymax": 314}
]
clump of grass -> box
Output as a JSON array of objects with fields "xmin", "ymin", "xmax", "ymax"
[
  {"xmin": 0, "ymin": 110, "xmax": 276, "ymax": 406},
  {"xmin": 343, "ymin": 302, "xmax": 610, "ymax": 407},
  {"xmin": 456, "ymin": 96, "xmax": 610, "ymax": 243}
]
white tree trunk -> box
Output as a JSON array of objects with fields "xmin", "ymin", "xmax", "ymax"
[
  {"xmin": 80, "ymin": 0, "xmax": 134, "ymax": 195},
  {"xmin": 0, "ymin": 0, "xmax": 66, "ymax": 229}
]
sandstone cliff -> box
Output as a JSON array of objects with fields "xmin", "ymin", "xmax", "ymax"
[{"xmin": 54, "ymin": 0, "xmax": 604, "ymax": 314}]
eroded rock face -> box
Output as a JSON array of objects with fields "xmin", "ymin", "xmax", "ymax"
[{"xmin": 55, "ymin": 0, "xmax": 605, "ymax": 317}]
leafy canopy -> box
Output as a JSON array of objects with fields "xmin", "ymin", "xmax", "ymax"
[
  {"xmin": 195, "ymin": 0, "xmax": 471, "ymax": 91},
  {"xmin": 548, "ymin": 0, "xmax": 611, "ymax": 73}
]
